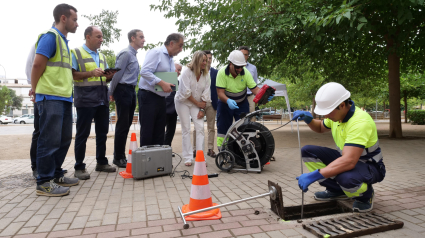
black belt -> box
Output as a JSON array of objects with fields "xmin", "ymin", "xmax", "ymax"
[
  {"xmin": 119, "ymin": 83, "xmax": 136, "ymax": 89},
  {"xmin": 140, "ymin": 89, "xmax": 152, "ymax": 93}
]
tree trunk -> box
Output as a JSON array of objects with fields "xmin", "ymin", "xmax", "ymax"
[
  {"xmin": 312, "ymin": 96, "xmax": 316, "ymax": 119},
  {"xmin": 404, "ymin": 93, "xmax": 407, "ymax": 123},
  {"xmin": 388, "ymin": 51, "xmax": 403, "ymax": 138}
]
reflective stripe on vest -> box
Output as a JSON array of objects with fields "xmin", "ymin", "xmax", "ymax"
[
  {"xmin": 72, "ymin": 47, "xmax": 106, "ymax": 87},
  {"xmin": 35, "ymin": 29, "xmax": 73, "ymax": 97},
  {"xmin": 336, "ymin": 140, "xmax": 382, "ymax": 163},
  {"xmin": 224, "ymin": 88, "xmax": 247, "ymax": 103}
]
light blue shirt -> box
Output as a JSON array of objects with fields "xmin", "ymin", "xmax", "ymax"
[
  {"xmin": 246, "ymin": 62, "xmax": 258, "ymax": 95},
  {"xmin": 139, "ymin": 45, "xmax": 175, "ymax": 97},
  {"xmin": 108, "ymin": 45, "xmax": 139, "ymax": 96},
  {"xmin": 71, "ymin": 44, "xmax": 109, "ymax": 71}
]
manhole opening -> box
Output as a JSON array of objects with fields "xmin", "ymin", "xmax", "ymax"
[
  {"xmin": 268, "ymin": 181, "xmax": 351, "ymax": 221},
  {"xmin": 281, "ymin": 200, "xmax": 351, "ymax": 221}
]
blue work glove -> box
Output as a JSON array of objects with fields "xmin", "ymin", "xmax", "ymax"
[
  {"xmin": 292, "ymin": 110, "xmax": 313, "ymax": 124},
  {"xmin": 268, "ymin": 94, "xmax": 274, "ymax": 102},
  {"xmin": 296, "ymin": 169, "xmax": 325, "ymax": 192},
  {"xmin": 227, "ymin": 98, "xmax": 239, "ymax": 110}
]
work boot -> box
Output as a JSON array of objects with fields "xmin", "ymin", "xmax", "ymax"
[
  {"xmin": 113, "ymin": 158, "xmax": 127, "ymax": 168},
  {"xmin": 314, "ymin": 190, "xmax": 349, "ymax": 201},
  {"xmin": 54, "ymin": 176, "xmax": 79, "ymax": 187},
  {"xmin": 95, "ymin": 164, "xmax": 117, "ymax": 172},
  {"xmin": 353, "ymin": 188, "xmax": 374, "ymax": 213},
  {"xmin": 74, "ymin": 169, "xmax": 90, "ymax": 180},
  {"xmin": 36, "ymin": 180, "xmax": 70, "ymax": 197},
  {"xmin": 32, "ymin": 170, "xmax": 38, "ymax": 179}
]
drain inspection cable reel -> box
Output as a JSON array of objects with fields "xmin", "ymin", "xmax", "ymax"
[{"xmin": 215, "ymin": 84, "xmax": 292, "ymax": 173}]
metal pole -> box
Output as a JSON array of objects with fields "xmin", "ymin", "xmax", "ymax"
[
  {"xmin": 296, "ymin": 119, "xmax": 304, "ymax": 219},
  {"xmin": 179, "ymin": 187, "xmax": 276, "ymax": 229}
]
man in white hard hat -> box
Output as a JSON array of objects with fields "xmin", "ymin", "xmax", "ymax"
[
  {"xmin": 216, "ymin": 50, "xmax": 273, "ymax": 148},
  {"xmin": 292, "ymin": 82, "xmax": 386, "ymax": 212}
]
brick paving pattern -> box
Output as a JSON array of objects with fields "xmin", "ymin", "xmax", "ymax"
[{"xmin": 0, "ymin": 123, "xmax": 425, "ymax": 237}]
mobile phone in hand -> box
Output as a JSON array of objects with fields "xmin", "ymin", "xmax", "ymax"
[{"xmin": 104, "ymin": 68, "xmax": 121, "ymax": 74}]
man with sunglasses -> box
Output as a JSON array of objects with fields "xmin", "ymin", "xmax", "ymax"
[{"xmin": 216, "ymin": 50, "xmax": 273, "ymax": 149}]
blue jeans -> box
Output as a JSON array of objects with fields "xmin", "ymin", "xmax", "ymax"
[
  {"xmin": 36, "ymin": 99, "xmax": 72, "ymax": 185},
  {"xmin": 30, "ymin": 102, "xmax": 39, "ymax": 171},
  {"xmin": 74, "ymin": 105, "xmax": 109, "ymax": 170},
  {"xmin": 113, "ymin": 84, "xmax": 137, "ymax": 160},
  {"xmin": 301, "ymin": 145, "xmax": 386, "ymax": 202}
]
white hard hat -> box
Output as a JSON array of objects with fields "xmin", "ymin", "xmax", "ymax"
[
  {"xmin": 314, "ymin": 82, "xmax": 351, "ymax": 115},
  {"xmin": 227, "ymin": 50, "xmax": 247, "ymax": 66}
]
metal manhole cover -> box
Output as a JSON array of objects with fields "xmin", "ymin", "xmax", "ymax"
[{"xmin": 302, "ymin": 212, "xmax": 404, "ymax": 238}]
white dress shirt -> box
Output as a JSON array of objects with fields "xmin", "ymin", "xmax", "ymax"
[{"xmin": 175, "ymin": 67, "xmax": 211, "ymax": 106}]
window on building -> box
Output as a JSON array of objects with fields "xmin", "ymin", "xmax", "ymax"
[{"xmin": 22, "ymin": 109, "xmax": 28, "ymax": 115}]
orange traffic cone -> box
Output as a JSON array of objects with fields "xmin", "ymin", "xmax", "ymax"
[
  {"xmin": 119, "ymin": 133, "xmax": 137, "ymax": 179},
  {"xmin": 181, "ymin": 150, "xmax": 221, "ymax": 221}
]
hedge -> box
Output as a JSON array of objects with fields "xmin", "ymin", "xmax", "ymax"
[{"xmin": 407, "ymin": 110, "xmax": 425, "ymax": 125}]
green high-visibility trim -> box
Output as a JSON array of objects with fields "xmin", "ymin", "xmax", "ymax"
[
  {"xmin": 304, "ymin": 162, "xmax": 326, "ymax": 172},
  {"xmin": 343, "ymin": 183, "xmax": 368, "ymax": 197},
  {"xmin": 217, "ymin": 137, "xmax": 224, "ymax": 147}
]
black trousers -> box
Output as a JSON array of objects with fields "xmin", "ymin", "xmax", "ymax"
[
  {"xmin": 138, "ymin": 89, "xmax": 166, "ymax": 146},
  {"xmin": 74, "ymin": 105, "xmax": 109, "ymax": 170},
  {"xmin": 30, "ymin": 102, "xmax": 39, "ymax": 171},
  {"xmin": 164, "ymin": 112, "xmax": 178, "ymax": 146},
  {"xmin": 113, "ymin": 84, "xmax": 137, "ymax": 160}
]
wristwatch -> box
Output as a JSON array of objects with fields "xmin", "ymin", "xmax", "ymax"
[{"xmin": 200, "ymin": 108, "xmax": 205, "ymax": 112}]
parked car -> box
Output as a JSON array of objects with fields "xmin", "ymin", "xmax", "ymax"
[
  {"xmin": 17, "ymin": 115, "xmax": 35, "ymax": 124},
  {"xmin": 0, "ymin": 116, "xmax": 13, "ymax": 124},
  {"xmin": 14, "ymin": 114, "xmax": 32, "ymax": 124}
]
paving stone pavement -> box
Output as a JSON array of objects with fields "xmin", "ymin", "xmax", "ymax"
[{"xmin": 1, "ymin": 123, "xmax": 425, "ymax": 237}]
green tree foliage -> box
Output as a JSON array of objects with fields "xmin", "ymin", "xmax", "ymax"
[
  {"xmin": 83, "ymin": 10, "xmax": 121, "ymax": 47},
  {"xmin": 0, "ymin": 86, "xmax": 11, "ymax": 115},
  {"xmin": 9, "ymin": 89, "xmax": 23, "ymax": 112},
  {"xmin": 0, "ymin": 86, "xmax": 22, "ymax": 115},
  {"xmin": 401, "ymin": 72, "xmax": 425, "ymax": 121},
  {"xmin": 152, "ymin": 0, "xmax": 425, "ymax": 138}
]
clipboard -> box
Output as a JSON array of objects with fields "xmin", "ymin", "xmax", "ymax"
[{"xmin": 154, "ymin": 72, "xmax": 178, "ymax": 91}]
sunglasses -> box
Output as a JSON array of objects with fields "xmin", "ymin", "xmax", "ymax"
[{"xmin": 233, "ymin": 65, "xmax": 243, "ymax": 70}]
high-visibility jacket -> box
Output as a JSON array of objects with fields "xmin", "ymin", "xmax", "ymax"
[
  {"xmin": 35, "ymin": 29, "xmax": 73, "ymax": 97},
  {"xmin": 71, "ymin": 47, "xmax": 108, "ymax": 107}
]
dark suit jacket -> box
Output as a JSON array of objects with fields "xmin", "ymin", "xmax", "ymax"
[
  {"xmin": 210, "ymin": 67, "xmax": 218, "ymax": 110},
  {"xmin": 165, "ymin": 91, "xmax": 177, "ymax": 115}
]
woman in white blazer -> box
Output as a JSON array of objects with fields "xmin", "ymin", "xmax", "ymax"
[{"xmin": 175, "ymin": 51, "xmax": 211, "ymax": 166}]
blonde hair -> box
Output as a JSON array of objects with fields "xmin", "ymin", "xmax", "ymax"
[{"xmin": 187, "ymin": 51, "xmax": 208, "ymax": 78}]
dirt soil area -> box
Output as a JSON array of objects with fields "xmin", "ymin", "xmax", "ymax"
[{"xmin": 1, "ymin": 121, "xmax": 424, "ymax": 161}]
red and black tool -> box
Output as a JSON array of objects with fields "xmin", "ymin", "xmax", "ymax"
[{"xmin": 253, "ymin": 84, "xmax": 276, "ymax": 105}]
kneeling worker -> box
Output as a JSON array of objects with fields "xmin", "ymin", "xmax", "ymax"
[
  {"xmin": 293, "ymin": 82, "xmax": 386, "ymax": 212},
  {"xmin": 216, "ymin": 50, "xmax": 273, "ymax": 148}
]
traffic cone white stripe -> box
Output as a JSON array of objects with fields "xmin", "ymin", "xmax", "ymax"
[
  {"xmin": 127, "ymin": 151, "xmax": 132, "ymax": 163},
  {"xmin": 193, "ymin": 161, "xmax": 207, "ymax": 176},
  {"xmin": 190, "ymin": 184, "xmax": 212, "ymax": 200},
  {"xmin": 130, "ymin": 141, "xmax": 137, "ymax": 151}
]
